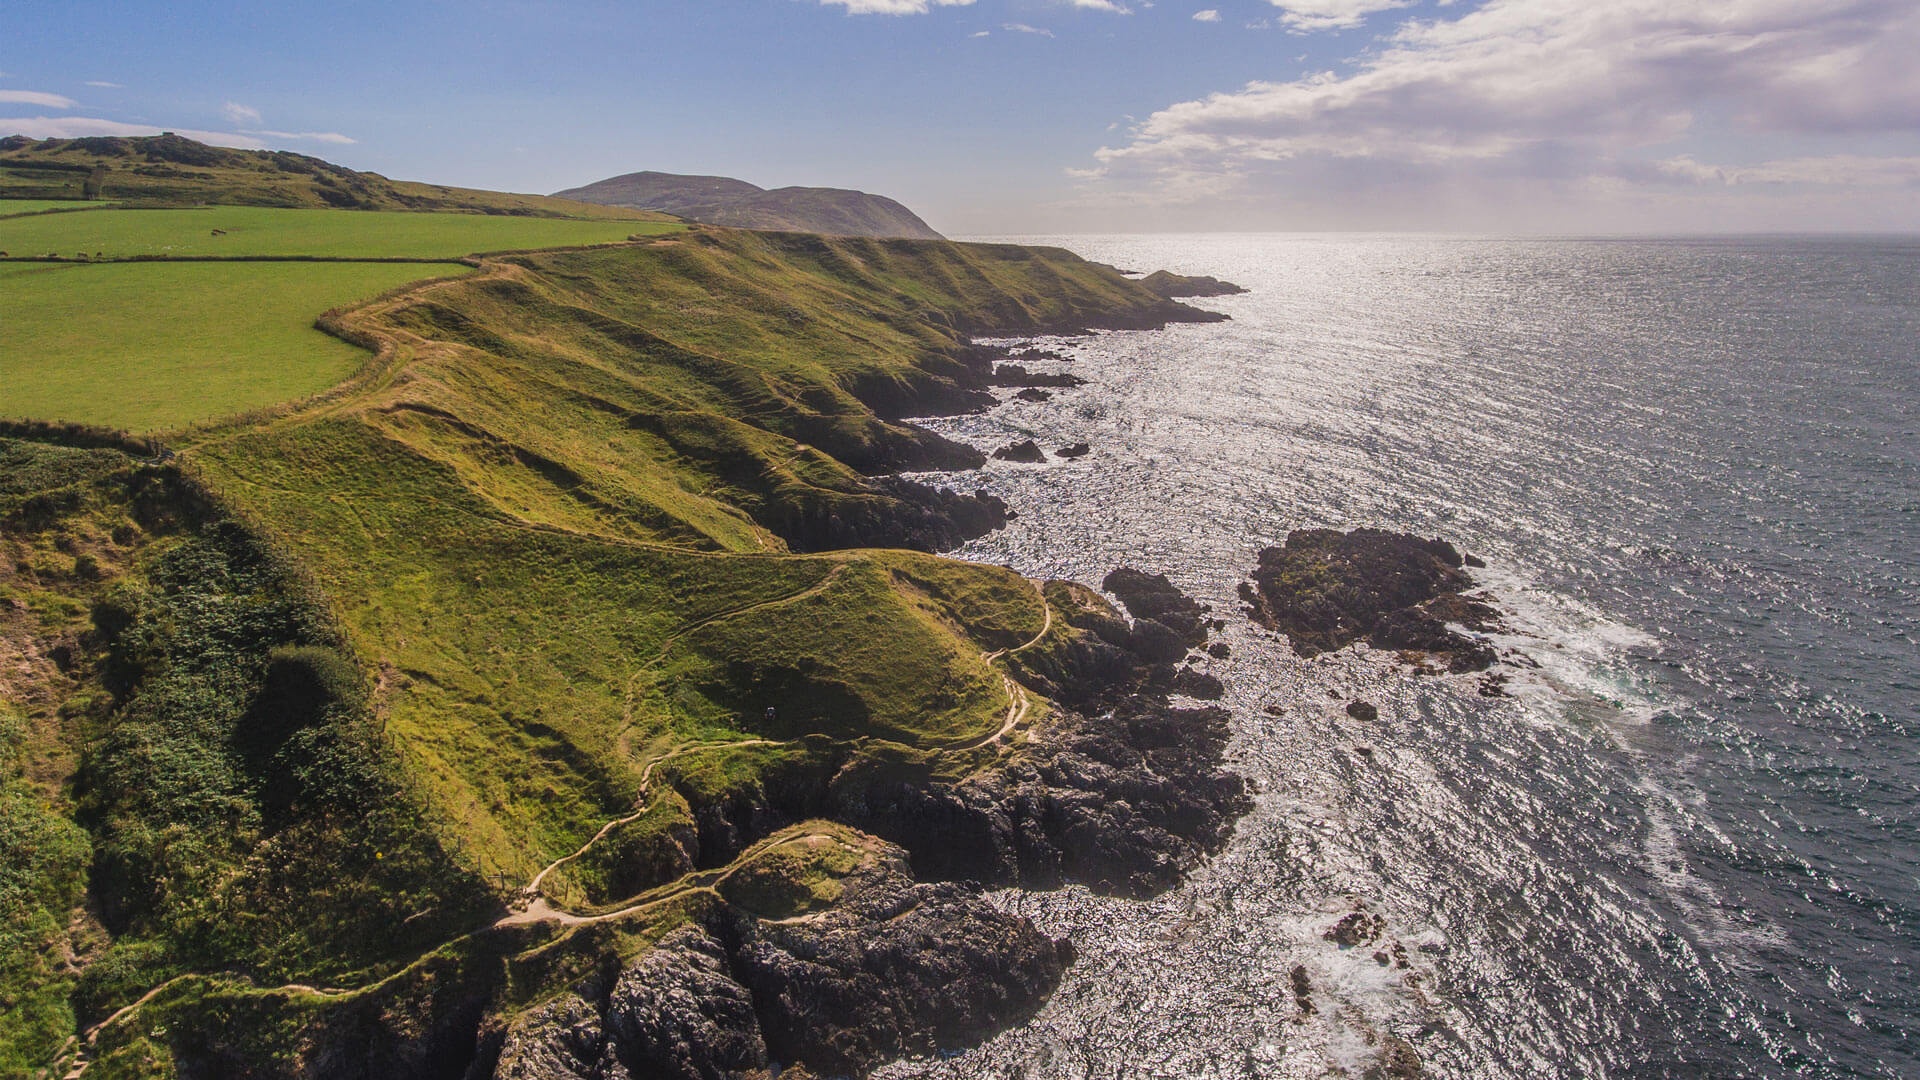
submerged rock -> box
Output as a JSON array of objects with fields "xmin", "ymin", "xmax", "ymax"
[
  {"xmin": 1240, "ymin": 527, "xmax": 1503, "ymax": 673},
  {"xmin": 1055, "ymin": 442, "xmax": 1091, "ymax": 459},
  {"xmin": 1013, "ymin": 387, "xmax": 1053, "ymax": 402}
]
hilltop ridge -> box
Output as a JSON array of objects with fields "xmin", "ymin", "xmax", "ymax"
[
  {"xmin": 0, "ymin": 133, "xmax": 669, "ymax": 219},
  {"xmin": 555, "ymin": 169, "xmax": 945, "ymax": 239}
]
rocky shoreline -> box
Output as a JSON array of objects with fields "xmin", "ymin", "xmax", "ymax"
[{"xmin": 487, "ymin": 293, "xmax": 1252, "ymax": 1078}]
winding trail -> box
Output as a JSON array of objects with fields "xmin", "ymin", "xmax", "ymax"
[
  {"xmin": 519, "ymin": 739, "xmax": 785, "ymax": 901},
  {"xmin": 954, "ymin": 584, "xmax": 1054, "ymax": 753}
]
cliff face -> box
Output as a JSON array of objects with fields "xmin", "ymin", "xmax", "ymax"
[
  {"xmin": 21, "ymin": 223, "xmax": 1245, "ymax": 1079},
  {"xmin": 554, "ymin": 170, "xmax": 946, "ymax": 239}
]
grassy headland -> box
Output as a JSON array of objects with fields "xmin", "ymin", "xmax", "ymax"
[{"xmin": 2, "ymin": 138, "xmax": 1238, "ymax": 1079}]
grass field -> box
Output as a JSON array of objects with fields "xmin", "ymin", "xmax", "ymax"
[
  {"xmin": 1, "ymin": 260, "xmax": 468, "ymax": 431},
  {"xmin": 0, "ymin": 199, "xmax": 110, "ymax": 217},
  {"xmin": 0, "ymin": 206, "xmax": 682, "ymax": 260}
]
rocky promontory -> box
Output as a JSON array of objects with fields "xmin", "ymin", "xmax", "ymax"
[
  {"xmin": 1240, "ymin": 528, "xmax": 1502, "ymax": 672},
  {"xmin": 1139, "ymin": 270, "xmax": 1248, "ymax": 298},
  {"xmin": 493, "ymin": 837, "xmax": 1066, "ymax": 1080}
]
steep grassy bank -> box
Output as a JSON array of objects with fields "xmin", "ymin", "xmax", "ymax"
[{"xmin": 0, "ymin": 441, "xmax": 491, "ymax": 1077}]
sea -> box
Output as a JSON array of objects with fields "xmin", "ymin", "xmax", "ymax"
[{"xmin": 880, "ymin": 235, "xmax": 1920, "ymax": 1079}]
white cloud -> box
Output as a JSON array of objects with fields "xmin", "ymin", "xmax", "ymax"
[
  {"xmin": 1658, "ymin": 154, "xmax": 1920, "ymax": 187},
  {"xmin": 816, "ymin": 0, "xmax": 974, "ymax": 12},
  {"xmin": 1266, "ymin": 0, "xmax": 1410, "ymax": 31},
  {"xmin": 246, "ymin": 129, "xmax": 357, "ymax": 145},
  {"xmin": 1082, "ymin": 0, "xmax": 1920, "ymax": 229},
  {"xmin": 0, "ymin": 116, "xmax": 267, "ymax": 148},
  {"xmin": 84, "ymin": 81, "xmax": 123, "ymax": 89},
  {"xmin": 1193, "ymin": 9, "xmax": 1221, "ymax": 21},
  {"xmin": 1064, "ymin": 0, "xmax": 1132, "ymax": 11},
  {"xmin": 970, "ymin": 28, "xmax": 992, "ymax": 36},
  {"xmin": 221, "ymin": 101, "xmax": 262, "ymax": 125},
  {"xmin": 0, "ymin": 90, "xmax": 77, "ymax": 109},
  {"xmin": 0, "ymin": 115, "xmax": 355, "ymax": 149},
  {"xmin": 1003, "ymin": 22, "xmax": 1056, "ymax": 36}
]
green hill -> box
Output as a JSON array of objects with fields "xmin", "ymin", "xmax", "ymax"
[{"xmin": 555, "ymin": 169, "xmax": 945, "ymax": 239}]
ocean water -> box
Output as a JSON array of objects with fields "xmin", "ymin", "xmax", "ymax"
[{"xmin": 881, "ymin": 235, "xmax": 1920, "ymax": 1079}]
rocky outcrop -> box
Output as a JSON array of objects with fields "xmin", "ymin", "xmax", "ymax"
[
  {"xmin": 1240, "ymin": 528, "xmax": 1502, "ymax": 672},
  {"xmin": 494, "ymin": 850, "xmax": 1065, "ymax": 1080},
  {"xmin": 1138, "ymin": 270, "xmax": 1248, "ymax": 298},
  {"xmin": 992, "ymin": 440, "xmax": 1047, "ymax": 463},
  {"xmin": 1055, "ymin": 442, "xmax": 1091, "ymax": 459},
  {"xmin": 1103, "ymin": 566, "xmax": 1213, "ymax": 647},
  {"xmin": 990, "ymin": 364, "xmax": 1085, "ymax": 389},
  {"xmin": 767, "ymin": 476, "xmax": 1009, "ymax": 554}
]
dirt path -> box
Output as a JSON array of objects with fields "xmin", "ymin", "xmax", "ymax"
[
  {"xmin": 519, "ymin": 738, "xmax": 786, "ymax": 901},
  {"xmin": 954, "ymin": 584, "xmax": 1053, "ymax": 752}
]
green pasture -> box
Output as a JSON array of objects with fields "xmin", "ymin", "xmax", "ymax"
[
  {"xmin": 0, "ymin": 206, "xmax": 682, "ymax": 260},
  {"xmin": 0, "ymin": 199, "xmax": 110, "ymax": 218},
  {"xmin": 1, "ymin": 260, "xmax": 468, "ymax": 432}
]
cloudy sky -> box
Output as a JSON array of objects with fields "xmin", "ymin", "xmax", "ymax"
[{"xmin": 6, "ymin": 0, "xmax": 1917, "ymax": 233}]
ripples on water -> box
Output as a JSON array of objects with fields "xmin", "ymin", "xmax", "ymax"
[{"xmin": 877, "ymin": 235, "xmax": 1920, "ymax": 1079}]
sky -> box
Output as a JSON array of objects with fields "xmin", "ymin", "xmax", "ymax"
[{"xmin": 4, "ymin": 0, "xmax": 1918, "ymax": 234}]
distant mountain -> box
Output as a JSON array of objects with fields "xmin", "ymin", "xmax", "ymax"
[{"xmin": 554, "ymin": 170, "xmax": 945, "ymax": 239}]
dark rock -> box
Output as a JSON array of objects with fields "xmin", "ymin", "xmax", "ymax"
[
  {"xmin": 1169, "ymin": 667, "xmax": 1225, "ymax": 700},
  {"xmin": 1054, "ymin": 443, "xmax": 1091, "ymax": 459},
  {"xmin": 602, "ymin": 926, "xmax": 768, "ymax": 1079},
  {"xmin": 1013, "ymin": 387, "xmax": 1052, "ymax": 402},
  {"xmin": 1366, "ymin": 1035, "xmax": 1425, "ymax": 1079},
  {"xmin": 493, "ymin": 994, "xmax": 613, "ymax": 1080},
  {"xmin": 1139, "ymin": 270, "xmax": 1248, "ymax": 299},
  {"xmin": 990, "ymin": 364, "xmax": 1085, "ymax": 389},
  {"xmin": 1345, "ymin": 700, "xmax": 1378, "ymax": 721},
  {"xmin": 730, "ymin": 855, "xmax": 1063, "ymax": 1077},
  {"xmin": 1206, "ymin": 642, "xmax": 1231, "ymax": 659},
  {"xmin": 1463, "ymin": 553, "xmax": 1487, "ymax": 569},
  {"xmin": 991, "ymin": 440, "xmax": 1046, "ymax": 463},
  {"xmin": 1102, "ymin": 567, "xmax": 1210, "ymax": 646},
  {"xmin": 1241, "ymin": 527, "xmax": 1502, "ymax": 673},
  {"xmin": 1125, "ymin": 618, "xmax": 1189, "ymax": 666},
  {"xmin": 766, "ymin": 476, "xmax": 1008, "ymax": 555},
  {"xmin": 1290, "ymin": 965, "xmax": 1315, "ymax": 1015},
  {"xmin": 1009, "ymin": 347, "xmax": 1070, "ymax": 364},
  {"xmin": 500, "ymin": 852, "xmax": 1061, "ymax": 1080},
  {"xmin": 1324, "ymin": 910, "xmax": 1387, "ymax": 947}
]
